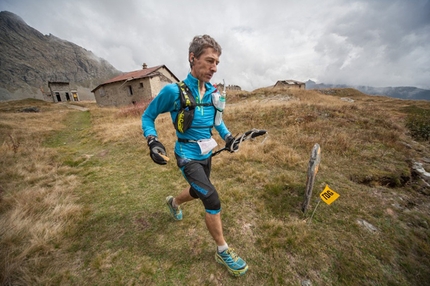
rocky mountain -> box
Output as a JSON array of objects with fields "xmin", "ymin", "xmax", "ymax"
[
  {"xmin": 305, "ymin": 80, "xmax": 430, "ymax": 101},
  {"xmin": 0, "ymin": 11, "xmax": 120, "ymax": 101}
]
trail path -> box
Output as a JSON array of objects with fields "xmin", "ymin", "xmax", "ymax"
[{"xmin": 59, "ymin": 102, "xmax": 89, "ymax": 111}]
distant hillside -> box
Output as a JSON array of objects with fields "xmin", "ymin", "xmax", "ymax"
[
  {"xmin": 0, "ymin": 11, "xmax": 121, "ymax": 101},
  {"xmin": 305, "ymin": 80, "xmax": 430, "ymax": 101}
]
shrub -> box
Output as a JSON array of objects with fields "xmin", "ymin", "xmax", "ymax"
[
  {"xmin": 405, "ymin": 107, "xmax": 430, "ymax": 141},
  {"xmin": 116, "ymin": 98, "xmax": 153, "ymax": 118}
]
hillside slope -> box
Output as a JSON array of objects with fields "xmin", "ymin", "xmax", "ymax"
[
  {"xmin": 0, "ymin": 11, "xmax": 120, "ymax": 101},
  {"xmin": 1, "ymin": 89, "xmax": 429, "ymax": 285}
]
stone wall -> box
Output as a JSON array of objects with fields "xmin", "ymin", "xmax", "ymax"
[
  {"xmin": 94, "ymin": 67, "xmax": 178, "ymax": 107},
  {"xmin": 149, "ymin": 69, "xmax": 178, "ymax": 97}
]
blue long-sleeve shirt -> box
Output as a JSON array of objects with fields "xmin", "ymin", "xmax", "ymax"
[{"xmin": 142, "ymin": 73, "xmax": 230, "ymax": 160}]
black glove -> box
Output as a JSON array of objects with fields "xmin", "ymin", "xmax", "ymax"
[
  {"xmin": 225, "ymin": 134, "xmax": 239, "ymax": 153},
  {"xmin": 147, "ymin": 136, "xmax": 167, "ymax": 165}
]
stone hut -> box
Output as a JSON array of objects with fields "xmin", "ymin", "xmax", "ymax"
[
  {"xmin": 91, "ymin": 64, "xmax": 179, "ymax": 107},
  {"xmin": 274, "ymin": 80, "xmax": 306, "ymax": 90},
  {"xmin": 215, "ymin": 83, "xmax": 241, "ymax": 91},
  {"xmin": 47, "ymin": 81, "xmax": 79, "ymax": 102}
]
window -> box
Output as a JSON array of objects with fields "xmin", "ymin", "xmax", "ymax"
[
  {"xmin": 99, "ymin": 87, "xmax": 105, "ymax": 97},
  {"xmin": 128, "ymin": 85, "xmax": 133, "ymax": 95},
  {"xmin": 139, "ymin": 82, "xmax": 144, "ymax": 88}
]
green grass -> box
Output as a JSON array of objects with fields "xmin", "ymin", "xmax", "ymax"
[{"xmin": 1, "ymin": 93, "xmax": 430, "ymax": 285}]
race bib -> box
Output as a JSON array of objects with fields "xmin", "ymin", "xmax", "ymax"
[{"xmin": 197, "ymin": 138, "xmax": 218, "ymax": 155}]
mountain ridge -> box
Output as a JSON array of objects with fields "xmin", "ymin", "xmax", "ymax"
[
  {"xmin": 305, "ymin": 80, "xmax": 430, "ymax": 101},
  {"xmin": 0, "ymin": 10, "xmax": 120, "ymax": 101}
]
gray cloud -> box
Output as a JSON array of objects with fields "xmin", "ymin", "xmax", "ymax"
[
  {"xmin": 313, "ymin": 0, "xmax": 430, "ymax": 87},
  {"xmin": 1, "ymin": 0, "xmax": 429, "ymax": 90}
]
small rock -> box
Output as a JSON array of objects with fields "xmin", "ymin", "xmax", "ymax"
[
  {"xmin": 357, "ymin": 219, "xmax": 378, "ymax": 232},
  {"xmin": 412, "ymin": 162, "xmax": 430, "ymax": 183},
  {"xmin": 386, "ymin": 208, "xmax": 396, "ymax": 217},
  {"xmin": 98, "ymin": 150, "xmax": 109, "ymax": 157},
  {"xmin": 19, "ymin": 106, "xmax": 40, "ymax": 112},
  {"xmin": 401, "ymin": 142, "xmax": 412, "ymax": 149}
]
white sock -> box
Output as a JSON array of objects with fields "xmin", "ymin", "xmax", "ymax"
[
  {"xmin": 172, "ymin": 198, "xmax": 178, "ymax": 208},
  {"xmin": 217, "ymin": 243, "xmax": 229, "ymax": 253}
]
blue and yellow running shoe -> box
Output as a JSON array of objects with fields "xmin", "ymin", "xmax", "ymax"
[
  {"xmin": 215, "ymin": 248, "xmax": 248, "ymax": 276},
  {"xmin": 165, "ymin": 196, "xmax": 182, "ymax": 220}
]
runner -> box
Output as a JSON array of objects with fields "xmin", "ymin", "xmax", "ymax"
[{"xmin": 142, "ymin": 35, "xmax": 248, "ymax": 276}]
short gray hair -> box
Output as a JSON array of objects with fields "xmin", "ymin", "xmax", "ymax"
[{"xmin": 189, "ymin": 35, "xmax": 222, "ymax": 64}]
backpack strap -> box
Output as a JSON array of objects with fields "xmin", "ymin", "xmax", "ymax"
[
  {"xmin": 177, "ymin": 81, "xmax": 213, "ymax": 108},
  {"xmin": 174, "ymin": 81, "xmax": 214, "ymax": 133},
  {"xmin": 177, "ymin": 81, "xmax": 196, "ymax": 109}
]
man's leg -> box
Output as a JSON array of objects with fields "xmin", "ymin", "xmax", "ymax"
[
  {"xmin": 175, "ymin": 186, "xmax": 195, "ymax": 205},
  {"xmin": 205, "ymin": 212, "xmax": 226, "ymax": 246},
  {"xmin": 208, "ymin": 211, "xmax": 248, "ymax": 276},
  {"xmin": 172, "ymin": 187, "xmax": 227, "ymax": 244},
  {"xmin": 166, "ymin": 187, "xmax": 194, "ymax": 221},
  {"xmin": 174, "ymin": 158, "xmax": 247, "ymax": 275}
]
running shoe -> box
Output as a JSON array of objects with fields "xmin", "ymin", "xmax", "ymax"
[
  {"xmin": 215, "ymin": 248, "xmax": 248, "ymax": 276},
  {"xmin": 165, "ymin": 196, "xmax": 182, "ymax": 220}
]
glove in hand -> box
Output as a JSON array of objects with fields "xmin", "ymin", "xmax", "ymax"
[
  {"xmin": 147, "ymin": 136, "xmax": 167, "ymax": 165},
  {"xmin": 225, "ymin": 134, "xmax": 239, "ymax": 153}
]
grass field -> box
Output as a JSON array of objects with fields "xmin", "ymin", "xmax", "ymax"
[{"xmin": 1, "ymin": 88, "xmax": 429, "ymax": 285}]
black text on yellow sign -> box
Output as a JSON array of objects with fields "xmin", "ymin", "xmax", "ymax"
[{"xmin": 319, "ymin": 185, "xmax": 340, "ymax": 205}]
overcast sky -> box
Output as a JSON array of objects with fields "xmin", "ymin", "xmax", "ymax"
[{"xmin": 1, "ymin": 0, "xmax": 429, "ymax": 91}]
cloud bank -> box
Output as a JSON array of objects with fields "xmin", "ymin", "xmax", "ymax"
[{"xmin": 1, "ymin": 0, "xmax": 429, "ymax": 90}]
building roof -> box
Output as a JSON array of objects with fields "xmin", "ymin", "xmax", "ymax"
[
  {"xmin": 275, "ymin": 80, "xmax": 305, "ymax": 85},
  {"xmin": 91, "ymin": 65, "xmax": 179, "ymax": 92},
  {"xmin": 48, "ymin": 81, "xmax": 69, "ymax": 85}
]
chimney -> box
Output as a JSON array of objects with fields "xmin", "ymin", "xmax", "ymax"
[{"xmin": 142, "ymin": 63, "xmax": 147, "ymax": 69}]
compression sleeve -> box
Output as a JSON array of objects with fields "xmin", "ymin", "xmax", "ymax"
[
  {"xmin": 214, "ymin": 120, "xmax": 230, "ymax": 141},
  {"xmin": 142, "ymin": 84, "xmax": 178, "ymax": 138}
]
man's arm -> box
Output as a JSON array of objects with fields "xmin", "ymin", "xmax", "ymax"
[
  {"xmin": 141, "ymin": 84, "xmax": 178, "ymax": 137},
  {"xmin": 214, "ymin": 120, "xmax": 230, "ymax": 142}
]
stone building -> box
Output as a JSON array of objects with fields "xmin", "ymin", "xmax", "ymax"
[
  {"xmin": 215, "ymin": 83, "xmax": 241, "ymax": 91},
  {"xmin": 274, "ymin": 80, "xmax": 306, "ymax": 90},
  {"xmin": 91, "ymin": 64, "xmax": 179, "ymax": 107},
  {"xmin": 46, "ymin": 81, "xmax": 79, "ymax": 102}
]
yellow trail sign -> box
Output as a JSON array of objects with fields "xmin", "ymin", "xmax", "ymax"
[{"xmin": 319, "ymin": 185, "xmax": 339, "ymax": 205}]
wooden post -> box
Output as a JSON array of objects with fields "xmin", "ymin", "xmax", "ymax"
[{"xmin": 302, "ymin": 143, "xmax": 321, "ymax": 213}]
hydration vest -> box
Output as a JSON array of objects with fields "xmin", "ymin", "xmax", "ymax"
[{"xmin": 174, "ymin": 81, "xmax": 212, "ymax": 133}]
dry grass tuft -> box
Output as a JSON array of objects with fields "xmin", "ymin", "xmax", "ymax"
[
  {"xmin": 116, "ymin": 98, "xmax": 152, "ymax": 118},
  {"xmin": 0, "ymin": 99, "xmax": 86, "ymax": 284}
]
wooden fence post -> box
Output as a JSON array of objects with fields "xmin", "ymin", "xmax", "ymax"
[{"xmin": 302, "ymin": 143, "xmax": 321, "ymax": 213}]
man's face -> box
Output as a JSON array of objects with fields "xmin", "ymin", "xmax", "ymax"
[{"xmin": 190, "ymin": 48, "xmax": 220, "ymax": 83}]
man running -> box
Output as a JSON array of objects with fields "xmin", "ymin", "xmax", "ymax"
[{"xmin": 141, "ymin": 35, "xmax": 248, "ymax": 276}]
